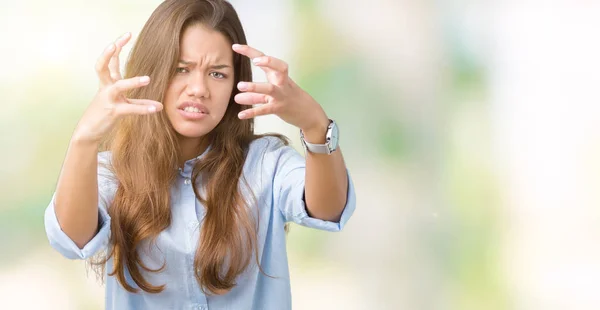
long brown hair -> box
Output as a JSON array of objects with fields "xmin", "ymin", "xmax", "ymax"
[{"xmin": 94, "ymin": 0, "xmax": 286, "ymax": 295}]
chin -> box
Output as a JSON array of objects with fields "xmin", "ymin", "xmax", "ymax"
[{"xmin": 172, "ymin": 122, "xmax": 215, "ymax": 139}]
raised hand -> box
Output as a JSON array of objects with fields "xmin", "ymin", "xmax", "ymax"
[
  {"xmin": 232, "ymin": 44, "xmax": 329, "ymax": 134},
  {"xmin": 73, "ymin": 33, "xmax": 163, "ymax": 144}
]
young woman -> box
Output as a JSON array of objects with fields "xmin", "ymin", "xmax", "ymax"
[{"xmin": 44, "ymin": 0, "xmax": 356, "ymax": 309}]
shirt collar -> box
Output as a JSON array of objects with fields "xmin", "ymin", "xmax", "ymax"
[{"xmin": 177, "ymin": 144, "xmax": 212, "ymax": 175}]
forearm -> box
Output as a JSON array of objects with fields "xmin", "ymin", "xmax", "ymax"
[
  {"xmin": 54, "ymin": 137, "xmax": 101, "ymax": 248},
  {"xmin": 302, "ymin": 120, "xmax": 349, "ymax": 222}
]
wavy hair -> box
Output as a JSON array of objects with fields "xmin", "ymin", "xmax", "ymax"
[{"xmin": 92, "ymin": 0, "xmax": 287, "ymax": 295}]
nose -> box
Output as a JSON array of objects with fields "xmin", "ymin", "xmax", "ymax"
[{"xmin": 186, "ymin": 72, "xmax": 210, "ymax": 99}]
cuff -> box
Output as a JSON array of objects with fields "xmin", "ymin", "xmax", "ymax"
[
  {"xmin": 286, "ymin": 169, "xmax": 356, "ymax": 232},
  {"xmin": 44, "ymin": 193, "xmax": 111, "ymax": 260}
]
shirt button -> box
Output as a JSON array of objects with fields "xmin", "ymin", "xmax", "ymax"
[{"xmin": 184, "ymin": 178, "xmax": 191, "ymax": 185}]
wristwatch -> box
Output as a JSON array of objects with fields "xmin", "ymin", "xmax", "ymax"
[{"xmin": 300, "ymin": 119, "xmax": 339, "ymax": 154}]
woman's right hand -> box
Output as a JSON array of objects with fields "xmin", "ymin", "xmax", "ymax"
[{"xmin": 73, "ymin": 32, "xmax": 163, "ymax": 144}]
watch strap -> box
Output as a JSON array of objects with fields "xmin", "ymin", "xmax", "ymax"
[
  {"xmin": 302, "ymin": 140, "xmax": 331, "ymax": 154},
  {"xmin": 300, "ymin": 119, "xmax": 335, "ymax": 154}
]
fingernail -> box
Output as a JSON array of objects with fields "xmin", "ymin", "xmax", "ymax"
[
  {"xmin": 252, "ymin": 57, "xmax": 262, "ymax": 65},
  {"xmin": 232, "ymin": 44, "xmax": 242, "ymax": 49},
  {"xmin": 237, "ymin": 82, "xmax": 248, "ymax": 91},
  {"xmin": 140, "ymin": 76, "xmax": 150, "ymax": 83},
  {"xmin": 148, "ymin": 106, "xmax": 156, "ymax": 112},
  {"xmin": 106, "ymin": 44, "xmax": 115, "ymax": 52},
  {"xmin": 238, "ymin": 111, "xmax": 246, "ymax": 119},
  {"xmin": 118, "ymin": 32, "xmax": 131, "ymax": 42}
]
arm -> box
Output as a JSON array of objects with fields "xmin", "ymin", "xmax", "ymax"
[
  {"xmin": 50, "ymin": 32, "xmax": 163, "ymax": 249},
  {"xmin": 232, "ymin": 44, "xmax": 353, "ymax": 223},
  {"xmin": 302, "ymin": 117, "xmax": 349, "ymax": 222},
  {"xmin": 54, "ymin": 139, "xmax": 101, "ymax": 248}
]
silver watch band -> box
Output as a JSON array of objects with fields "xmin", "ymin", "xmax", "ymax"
[
  {"xmin": 299, "ymin": 119, "xmax": 337, "ymax": 154},
  {"xmin": 302, "ymin": 140, "xmax": 331, "ymax": 154}
]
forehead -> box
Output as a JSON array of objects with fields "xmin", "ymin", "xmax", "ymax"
[{"xmin": 179, "ymin": 24, "xmax": 233, "ymax": 64}]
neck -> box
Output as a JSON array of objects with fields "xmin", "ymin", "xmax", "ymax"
[{"xmin": 178, "ymin": 135, "xmax": 210, "ymax": 168}]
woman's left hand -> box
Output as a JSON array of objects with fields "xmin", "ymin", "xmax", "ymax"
[{"xmin": 232, "ymin": 44, "xmax": 329, "ymax": 134}]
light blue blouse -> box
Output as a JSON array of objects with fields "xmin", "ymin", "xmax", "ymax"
[{"xmin": 44, "ymin": 136, "xmax": 356, "ymax": 310}]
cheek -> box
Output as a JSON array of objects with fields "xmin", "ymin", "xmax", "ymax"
[
  {"xmin": 164, "ymin": 83, "xmax": 182, "ymax": 108},
  {"xmin": 162, "ymin": 83, "xmax": 184, "ymax": 126},
  {"xmin": 214, "ymin": 83, "xmax": 235, "ymax": 112}
]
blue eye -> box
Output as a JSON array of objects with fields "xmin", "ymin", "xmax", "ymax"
[{"xmin": 210, "ymin": 72, "xmax": 226, "ymax": 79}]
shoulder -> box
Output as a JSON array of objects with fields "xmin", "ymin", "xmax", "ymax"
[
  {"xmin": 246, "ymin": 135, "xmax": 291, "ymax": 160},
  {"xmin": 244, "ymin": 135, "xmax": 305, "ymax": 174},
  {"xmin": 244, "ymin": 135, "xmax": 295, "ymax": 169},
  {"xmin": 97, "ymin": 151, "xmax": 116, "ymax": 182},
  {"xmin": 249, "ymin": 135, "xmax": 289, "ymax": 151},
  {"xmin": 98, "ymin": 150, "xmax": 112, "ymax": 164},
  {"xmin": 97, "ymin": 151, "xmax": 113, "ymax": 172}
]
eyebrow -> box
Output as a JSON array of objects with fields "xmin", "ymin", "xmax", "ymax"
[{"xmin": 178, "ymin": 60, "xmax": 232, "ymax": 69}]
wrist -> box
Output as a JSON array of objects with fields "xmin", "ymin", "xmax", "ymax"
[
  {"xmin": 301, "ymin": 117, "xmax": 330, "ymax": 144},
  {"xmin": 71, "ymin": 129, "xmax": 102, "ymax": 149}
]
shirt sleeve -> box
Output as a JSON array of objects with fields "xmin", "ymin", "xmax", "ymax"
[
  {"xmin": 44, "ymin": 151, "xmax": 116, "ymax": 259},
  {"xmin": 271, "ymin": 139, "xmax": 356, "ymax": 232}
]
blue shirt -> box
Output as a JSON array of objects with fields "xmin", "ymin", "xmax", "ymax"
[{"xmin": 44, "ymin": 136, "xmax": 356, "ymax": 310}]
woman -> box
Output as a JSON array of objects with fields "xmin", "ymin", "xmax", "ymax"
[{"xmin": 44, "ymin": 0, "xmax": 356, "ymax": 309}]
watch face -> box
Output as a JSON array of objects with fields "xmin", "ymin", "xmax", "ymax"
[{"xmin": 328, "ymin": 121, "xmax": 339, "ymax": 151}]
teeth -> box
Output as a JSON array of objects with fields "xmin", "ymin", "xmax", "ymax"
[{"xmin": 183, "ymin": 106, "xmax": 202, "ymax": 113}]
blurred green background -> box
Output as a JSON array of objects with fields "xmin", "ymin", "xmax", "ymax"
[{"xmin": 2, "ymin": 1, "xmax": 600, "ymax": 309}]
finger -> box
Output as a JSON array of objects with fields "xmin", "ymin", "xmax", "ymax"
[
  {"xmin": 231, "ymin": 44, "xmax": 265, "ymax": 59},
  {"xmin": 238, "ymin": 104, "xmax": 276, "ymax": 119},
  {"xmin": 95, "ymin": 43, "xmax": 117, "ymax": 86},
  {"xmin": 110, "ymin": 76, "xmax": 151, "ymax": 96},
  {"xmin": 234, "ymin": 92, "xmax": 272, "ymax": 105},
  {"xmin": 237, "ymin": 81, "xmax": 279, "ymax": 96},
  {"xmin": 232, "ymin": 45, "xmax": 288, "ymax": 84},
  {"xmin": 109, "ymin": 32, "xmax": 131, "ymax": 81},
  {"xmin": 127, "ymin": 98, "xmax": 163, "ymax": 110},
  {"xmin": 113, "ymin": 102, "xmax": 162, "ymax": 116},
  {"xmin": 127, "ymin": 98, "xmax": 162, "ymax": 106},
  {"xmin": 252, "ymin": 56, "xmax": 289, "ymax": 75}
]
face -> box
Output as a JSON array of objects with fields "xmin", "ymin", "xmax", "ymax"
[{"xmin": 164, "ymin": 24, "xmax": 235, "ymax": 141}]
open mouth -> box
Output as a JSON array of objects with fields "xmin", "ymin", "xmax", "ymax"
[
  {"xmin": 177, "ymin": 103, "xmax": 208, "ymax": 120},
  {"xmin": 181, "ymin": 106, "xmax": 206, "ymax": 114}
]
